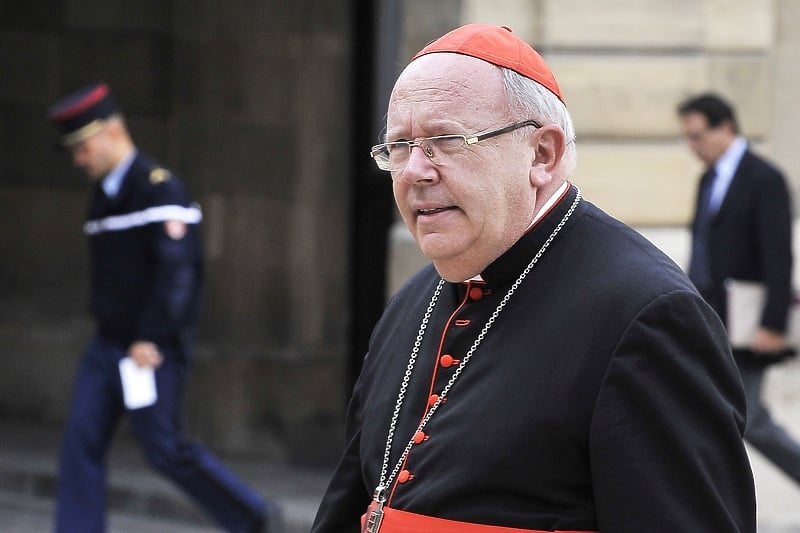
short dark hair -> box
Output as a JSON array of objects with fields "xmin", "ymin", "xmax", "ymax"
[{"xmin": 677, "ymin": 93, "xmax": 739, "ymax": 134}]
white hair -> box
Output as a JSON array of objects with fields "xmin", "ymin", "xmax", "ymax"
[{"xmin": 501, "ymin": 68, "xmax": 577, "ymax": 175}]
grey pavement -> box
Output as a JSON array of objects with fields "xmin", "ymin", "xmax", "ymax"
[
  {"xmin": 749, "ymin": 356, "xmax": 800, "ymax": 532},
  {"xmin": 0, "ymin": 419, "xmax": 334, "ymax": 532},
  {"xmin": 5, "ymin": 358, "xmax": 800, "ymax": 532}
]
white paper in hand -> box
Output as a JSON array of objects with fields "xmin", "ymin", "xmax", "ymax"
[{"xmin": 118, "ymin": 357, "xmax": 158, "ymax": 409}]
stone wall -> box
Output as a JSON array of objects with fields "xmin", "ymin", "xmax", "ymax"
[
  {"xmin": 2, "ymin": 0, "xmax": 799, "ymax": 464},
  {"xmin": 0, "ymin": 0, "xmax": 352, "ymax": 462},
  {"xmin": 389, "ymin": 0, "xmax": 800, "ymax": 292}
]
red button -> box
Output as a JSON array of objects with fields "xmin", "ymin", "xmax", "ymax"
[
  {"xmin": 398, "ymin": 469, "xmax": 413, "ymax": 483},
  {"xmin": 468, "ymin": 287, "xmax": 484, "ymax": 300},
  {"xmin": 440, "ymin": 354, "xmax": 458, "ymax": 368},
  {"xmin": 413, "ymin": 431, "xmax": 427, "ymax": 444},
  {"xmin": 428, "ymin": 394, "xmax": 439, "ymax": 406}
]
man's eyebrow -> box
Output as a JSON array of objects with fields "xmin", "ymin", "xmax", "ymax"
[{"xmin": 385, "ymin": 122, "xmax": 468, "ymax": 141}]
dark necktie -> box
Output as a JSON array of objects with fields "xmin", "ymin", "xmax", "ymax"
[{"xmin": 688, "ymin": 168, "xmax": 717, "ymax": 292}]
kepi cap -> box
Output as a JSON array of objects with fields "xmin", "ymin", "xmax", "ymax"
[
  {"xmin": 47, "ymin": 82, "xmax": 118, "ymax": 145},
  {"xmin": 412, "ymin": 24, "xmax": 565, "ymax": 105}
]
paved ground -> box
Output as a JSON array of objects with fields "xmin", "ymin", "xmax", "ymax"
[
  {"xmin": 3, "ymin": 358, "xmax": 800, "ymax": 531},
  {"xmin": 0, "ymin": 419, "xmax": 333, "ymax": 533},
  {"xmin": 749, "ymin": 356, "xmax": 800, "ymax": 531},
  {"xmin": 0, "ymin": 491, "xmax": 220, "ymax": 533}
]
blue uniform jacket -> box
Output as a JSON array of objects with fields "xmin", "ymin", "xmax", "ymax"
[{"xmin": 84, "ymin": 152, "xmax": 203, "ymax": 349}]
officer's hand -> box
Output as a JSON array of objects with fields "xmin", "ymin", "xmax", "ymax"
[{"xmin": 128, "ymin": 341, "xmax": 164, "ymax": 368}]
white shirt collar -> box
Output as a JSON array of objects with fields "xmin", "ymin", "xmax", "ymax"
[
  {"xmin": 102, "ymin": 150, "xmax": 137, "ymax": 197},
  {"xmin": 715, "ymin": 136, "xmax": 747, "ymax": 178},
  {"xmin": 466, "ymin": 181, "xmax": 571, "ymax": 282},
  {"xmin": 707, "ymin": 137, "xmax": 747, "ymax": 212},
  {"xmin": 527, "ymin": 181, "xmax": 570, "ymax": 229}
]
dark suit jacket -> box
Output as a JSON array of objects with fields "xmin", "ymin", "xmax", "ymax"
[
  {"xmin": 314, "ymin": 186, "xmax": 755, "ymax": 532},
  {"xmin": 692, "ymin": 148, "xmax": 793, "ymax": 333}
]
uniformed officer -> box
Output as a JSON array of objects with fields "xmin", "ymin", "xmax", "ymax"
[{"xmin": 48, "ymin": 82, "xmax": 280, "ymax": 533}]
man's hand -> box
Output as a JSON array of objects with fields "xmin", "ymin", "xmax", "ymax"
[
  {"xmin": 128, "ymin": 341, "xmax": 164, "ymax": 367},
  {"xmin": 751, "ymin": 327, "xmax": 786, "ymax": 355}
]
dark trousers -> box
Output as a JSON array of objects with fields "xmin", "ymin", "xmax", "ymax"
[
  {"xmin": 54, "ymin": 335, "xmax": 266, "ymax": 533},
  {"xmin": 737, "ymin": 352, "xmax": 800, "ymax": 484}
]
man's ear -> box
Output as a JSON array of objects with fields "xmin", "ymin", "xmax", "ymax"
[{"xmin": 529, "ymin": 125, "xmax": 566, "ymax": 187}]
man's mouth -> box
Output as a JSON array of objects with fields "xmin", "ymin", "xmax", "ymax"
[{"xmin": 417, "ymin": 206, "xmax": 455, "ymax": 215}]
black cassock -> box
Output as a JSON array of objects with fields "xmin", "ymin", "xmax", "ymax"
[{"xmin": 314, "ymin": 185, "xmax": 755, "ymax": 533}]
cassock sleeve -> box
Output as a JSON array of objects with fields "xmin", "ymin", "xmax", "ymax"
[
  {"xmin": 589, "ymin": 289, "xmax": 755, "ymax": 532},
  {"xmin": 312, "ymin": 375, "xmax": 372, "ymax": 533}
]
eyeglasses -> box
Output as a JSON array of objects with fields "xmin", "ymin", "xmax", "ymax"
[{"xmin": 370, "ymin": 119, "xmax": 542, "ymax": 172}]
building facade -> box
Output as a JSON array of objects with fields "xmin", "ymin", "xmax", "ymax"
[{"xmin": 1, "ymin": 0, "xmax": 799, "ymax": 464}]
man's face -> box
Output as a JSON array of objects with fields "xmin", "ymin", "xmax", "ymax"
[
  {"xmin": 680, "ymin": 112, "xmax": 734, "ymax": 166},
  {"xmin": 386, "ymin": 54, "xmax": 538, "ymax": 281},
  {"xmin": 66, "ymin": 125, "xmax": 115, "ymax": 181}
]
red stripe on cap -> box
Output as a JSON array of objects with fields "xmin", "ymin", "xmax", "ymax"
[{"xmin": 50, "ymin": 83, "xmax": 110, "ymax": 121}]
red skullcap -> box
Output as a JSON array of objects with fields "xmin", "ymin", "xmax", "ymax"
[{"xmin": 412, "ymin": 24, "xmax": 565, "ymax": 105}]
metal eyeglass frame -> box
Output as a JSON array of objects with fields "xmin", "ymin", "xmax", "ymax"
[{"xmin": 370, "ymin": 119, "xmax": 542, "ymax": 172}]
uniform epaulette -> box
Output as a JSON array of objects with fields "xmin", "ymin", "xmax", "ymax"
[{"xmin": 149, "ymin": 167, "xmax": 172, "ymax": 185}]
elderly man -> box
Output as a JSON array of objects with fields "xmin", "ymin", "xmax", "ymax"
[{"xmin": 312, "ymin": 24, "xmax": 755, "ymax": 533}]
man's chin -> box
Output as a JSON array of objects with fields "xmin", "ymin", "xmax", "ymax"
[
  {"xmin": 418, "ymin": 237, "xmax": 468, "ymax": 267},
  {"xmin": 417, "ymin": 233, "xmax": 451, "ymax": 258}
]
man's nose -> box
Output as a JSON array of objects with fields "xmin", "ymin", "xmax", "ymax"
[{"xmin": 398, "ymin": 144, "xmax": 438, "ymax": 184}]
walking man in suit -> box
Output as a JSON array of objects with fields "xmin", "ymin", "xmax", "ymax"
[{"xmin": 679, "ymin": 92, "xmax": 800, "ymax": 484}]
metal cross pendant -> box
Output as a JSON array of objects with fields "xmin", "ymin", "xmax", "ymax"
[{"xmin": 362, "ymin": 486, "xmax": 386, "ymax": 533}]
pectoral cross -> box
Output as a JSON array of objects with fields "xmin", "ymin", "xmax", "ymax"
[{"xmin": 362, "ymin": 486, "xmax": 386, "ymax": 533}]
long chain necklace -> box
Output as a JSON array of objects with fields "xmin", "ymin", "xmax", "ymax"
[{"xmin": 363, "ymin": 188, "xmax": 582, "ymax": 533}]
